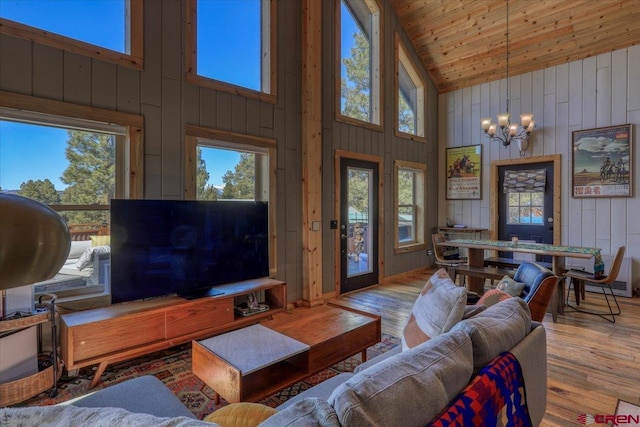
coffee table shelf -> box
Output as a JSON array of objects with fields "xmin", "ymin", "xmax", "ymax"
[
  {"xmin": 192, "ymin": 304, "xmax": 381, "ymax": 404},
  {"xmin": 193, "ymin": 324, "xmax": 309, "ymax": 403}
]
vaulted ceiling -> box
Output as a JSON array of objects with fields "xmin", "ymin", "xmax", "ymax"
[{"xmin": 389, "ymin": 0, "xmax": 640, "ymax": 93}]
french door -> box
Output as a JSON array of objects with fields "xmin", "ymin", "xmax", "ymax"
[
  {"xmin": 339, "ymin": 157, "xmax": 379, "ymax": 293},
  {"xmin": 498, "ymin": 161, "xmax": 554, "ymax": 263}
]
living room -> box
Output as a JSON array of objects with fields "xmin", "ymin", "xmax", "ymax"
[{"xmin": 1, "ymin": 0, "xmax": 639, "ymax": 426}]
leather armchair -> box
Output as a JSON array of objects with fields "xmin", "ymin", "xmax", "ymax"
[{"xmin": 512, "ymin": 262, "xmax": 559, "ymax": 322}]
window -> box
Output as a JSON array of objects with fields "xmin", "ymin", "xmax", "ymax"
[
  {"xmin": 395, "ymin": 36, "xmax": 425, "ymax": 140},
  {"xmin": 0, "ymin": 0, "xmax": 143, "ymax": 70},
  {"xmin": 507, "ymin": 192, "xmax": 544, "ymax": 225},
  {"xmin": 0, "ymin": 92, "xmax": 143, "ymax": 293},
  {"xmin": 186, "ymin": 0, "xmax": 276, "ymax": 102},
  {"xmin": 394, "ymin": 160, "xmax": 426, "ymax": 252},
  {"xmin": 336, "ymin": 0, "xmax": 382, "ymax": 127},
  {"xmin": 185, "ymin": 125, "xmax": 276, "ymax": 272}
]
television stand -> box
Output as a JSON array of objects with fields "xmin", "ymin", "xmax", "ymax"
[
  {"xmin": 60, "ymin": 278, "xmax": 285, "ymax": 388},
  {"xmin": 178, "ymin": 287, "xmax": 225, "ymax": 300}
]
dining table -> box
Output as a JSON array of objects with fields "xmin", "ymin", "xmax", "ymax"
[{"xmin": 437, "ymin": 238, "xmax": 604, "ymax": 320}]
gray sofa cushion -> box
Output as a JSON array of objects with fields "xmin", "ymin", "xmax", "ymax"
[
  {"xmin": 69, "ymin": 375, "xmax": 195, "ymax": 419},
  {"xmin": 1, "ymin": 406, "xmax": 212, "ymax": 427},
  {"xmin": 450, "ymin": 297, "xmax": 531, "ymax": 370},
  {"xmin": 259, "ymin": 398, "xmax": 340, "ymax": 427},
  {"xmin": 327, "ymin": 330, "xmax": 473, "ymax": 427}
]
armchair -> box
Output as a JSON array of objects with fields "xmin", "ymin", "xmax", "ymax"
[{"xmin": 512, "ymin": 262, "xmax": 559, "ymax": 322}]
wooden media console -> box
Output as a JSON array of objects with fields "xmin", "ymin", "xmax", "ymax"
[{"xmin": 60, "ymin": 278, "xmax": 286, "ymax": 388}]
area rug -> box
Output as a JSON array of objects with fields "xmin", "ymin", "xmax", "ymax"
[
  {"xmin": 18, "ymin": 334, "xmax": 400, "ymax": 420},
  {"xmin": 614, "ymin": 399, "xmax": 640, "ymax": 427}
]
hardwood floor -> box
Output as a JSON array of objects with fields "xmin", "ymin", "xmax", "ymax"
[{"xmin": 332, "ymin": 268, "xmax": 640, "ymax": 426}]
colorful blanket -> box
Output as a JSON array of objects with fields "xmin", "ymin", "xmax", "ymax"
[{"xmin": 427, "ymin": 352, "xmax": 532, "ymax": 427}]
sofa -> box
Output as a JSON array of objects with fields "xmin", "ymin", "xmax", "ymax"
[{"xmin": 1, "ymin": 272, "xmax": 546, "ymax": 426}]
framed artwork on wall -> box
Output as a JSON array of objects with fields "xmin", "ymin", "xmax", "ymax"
[
  {"xmin": 571, "ymin": 124, "xmax": 632, "ymax": 198},
  {"xmin": 446, "ymin": 145, "xmax": 482, "ymax": 200}
]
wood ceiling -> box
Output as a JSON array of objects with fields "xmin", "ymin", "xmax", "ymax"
[{"xmin": 389, "ymin": 0, "xmax": 640, "ymax": 93}]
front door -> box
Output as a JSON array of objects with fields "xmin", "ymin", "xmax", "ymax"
[
  {"xmin": 498, "ymin": 162, "xmax": 554, "ymax": 262},
  {"xmin": 340, "ymin": 158, "xmax": 379, "ymax": 293}
]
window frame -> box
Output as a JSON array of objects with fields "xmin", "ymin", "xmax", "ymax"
[
  {"xmin": 185, "ymin": 0, "xmax": 277, "ymax": 103},
  {"xmin": 395, "ymin": 34, "xmax": 426, "ymax": 142},
  {"xmin": 0, "ymin": 0, "xmax": 143, "ymax": 70},
  {"xmin": 335, "ymin": 0, "xmax": 383, "ymax": 130},
  {"xmin": 184, "ymin": 124, "xmax": 277, "ymax": 275},
  {"xmin": 394, "ymin": 160, "xmax": 426, "ymax": 253},
  {"xmin": 0, "ymin": 91, "xmax": 144, "ymax": 206},
  {"xmin": 507, "ymin": 191, "xmax": 545, "ymax": 225}
]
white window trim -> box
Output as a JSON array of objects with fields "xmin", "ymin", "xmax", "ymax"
[
  {"xmin": 395, "ymin": 35, "xmax": 425, "ymax": 142},
  {"xmin": 335, "ymin": 0, "xmax": 383, "ymax": 130},
  {"xmin": 185, "ymin": 0, "xmax": 277, "ymax": 104},
  {"xmin": 184, "ymin": 124, "xmax": 277, "ymax": 276},
  {"xmin": 394, "ymin": 160, "xmax": 426, "ymax": 253},
  {"xmin": 0, "ymin": 91, "xmax": 144, "ymax": 202},
  {"xmin": 0, "ymin": 1, "xmax": 143, "ymax": 70}
]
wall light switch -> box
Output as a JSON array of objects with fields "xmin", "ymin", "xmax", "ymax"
[{"xmin": 312, "ymin": 221, "xmax": 321, "ymax": 231}]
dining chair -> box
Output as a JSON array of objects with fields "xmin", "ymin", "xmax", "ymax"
[
  {"xmin": 563, "ymin": 245, "xmax": 625, "ymax": 323},
  {"xmin": 431, "ymin": 233, "xmax": 467, "ymax": 286}
]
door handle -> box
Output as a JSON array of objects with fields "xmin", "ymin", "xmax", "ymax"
[{"xmin": 340, "ymin": 234, "xmax": 347, "ymax": 240}]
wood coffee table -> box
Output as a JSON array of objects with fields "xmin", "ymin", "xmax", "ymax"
[{"xmin": 192, "ymin": 304, "xmax": 381, "ymax": 403}]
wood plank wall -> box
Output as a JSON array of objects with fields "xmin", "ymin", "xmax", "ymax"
[
  {"xmin": 0, "ymin": 0, "xmax": 439, "ymax": 303},
  {"xmin": 439, "ymin": 45, "xmax": 640, "ymax": 293},
  {"xmin": 320, "ymin": 0, "xmax": 439, "ymax": 293}
]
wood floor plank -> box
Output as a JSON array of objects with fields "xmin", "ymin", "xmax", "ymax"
[{"xmin": 332, "ymin": 267, "xmax": 640, "ymax": 426}]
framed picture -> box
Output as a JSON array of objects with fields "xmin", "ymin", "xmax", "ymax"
[
  {"xmin": 446, "ymin": 145, "xmax": 482, "ymax": 199},
  {"xmin": 572, "ymin": 124, "xmax": 632, "ymax": 198}
]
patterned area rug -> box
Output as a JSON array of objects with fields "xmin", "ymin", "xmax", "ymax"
[{"xmin": 18, "ymin": 333, "xmax": 400, "ymax": 420}]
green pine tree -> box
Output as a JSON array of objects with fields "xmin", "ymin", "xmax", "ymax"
[
  {"xmin": 18, "ymin": 179, "xmax": 60, "ymax": 204},
  {"xmin": 60, "ymin": 130, "xmax": 115, "ymax": 224},
  {"xmin": 221, "ymin": 153, "xmax": 255, "ymax": 200},
  {"xmin": 196, "ymin": 148, "xmax": 218, "ymax": 200}
]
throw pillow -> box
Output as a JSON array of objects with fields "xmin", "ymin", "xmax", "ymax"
[
  {"xmin": 204, "ymin": 402, "xmax": 277, "ymax": 427},
  {"xmin": 476, "ymin": 288, "xmax": 512, "ymax": 307},
  {"xmin": 401, "ymin": 268, "xmax": 466, "ymax": 351},
  {"xmin": 90, "ymin": 235, "xmax": 111, "ymax": 247},
  {"xmin": 496, "ymin": 275, "xmax": 526, "ymax": 296},
  {"xmin": 75, "ymin": 245, "xmax": 111, "ymax": 270}
]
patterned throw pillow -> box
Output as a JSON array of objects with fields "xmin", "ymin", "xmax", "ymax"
[
  {"xmin": 496, "ymin": 275, "xmax": 526, "ymax": 297},
  {"xmin": 401, "ymin": 269, "xmax": 467, "ymax": 351},
  {"xmin": 476, "ymin": 288, "xmax": 512, "ymax": 307}
]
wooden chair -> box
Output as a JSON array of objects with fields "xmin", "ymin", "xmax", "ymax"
[
  {"xmin": 564, "ymin": 246, "xmax": 625, "ymax": 323},
  {"xmin": 432, "ymin": 233, "xmax": 467, "ymax": 286},
  {"xmin": 512, "ymin": 262, "xmax": 560, "ymax": 322}
]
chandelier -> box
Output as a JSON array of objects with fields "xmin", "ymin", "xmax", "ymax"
[{"xmin": 480, "ymin": 0, "xmax": 535, "ymax": 155}]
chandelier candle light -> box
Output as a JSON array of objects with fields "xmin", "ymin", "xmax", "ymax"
[{"xmin": 480, "ymin": 0, "xmax": 535, "ymax": 155}]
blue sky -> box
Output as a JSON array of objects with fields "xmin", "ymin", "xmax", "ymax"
[{"xmin": 0, "ymin": 0, "xmax": 357, "ymax": 191}]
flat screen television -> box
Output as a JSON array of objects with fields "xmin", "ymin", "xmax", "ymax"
[{"xmin": 110, "ymin": 199, "xmax": 269, "ymax": 304}]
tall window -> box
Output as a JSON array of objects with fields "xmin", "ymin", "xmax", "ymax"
[
  {"xmin": 186, "ymin": 0, "xmax": 276, "ymax": 102},
  {"xmin": 394, "ymin": 160, "xmax": 426, "ymax": 252},
  {"xmin": 185, "ymin": 125, "xmax": 276, "ymax": 272},
  {"xmin": 0, "ymin": 93, "xmax": 143, "ymax": 292},
  {"xmin": 0, "ymin": 0, "xmax": 143, "ymax": 69},
  {"xmin": 337, "ymin": 0, "xmax": 382, "ymax": 127},
  {"xmin": 396, "ymin": 36, "xmax": 425, "ymax": 140}
]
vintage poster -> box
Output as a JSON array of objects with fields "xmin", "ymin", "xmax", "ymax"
[
  {"xmin": 446, "ymin": 145, "xmax": 482, "ymax": 199},
  {"xmin": 572, "ymin": 124, "xmax": 632, "ymax": 198}
]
